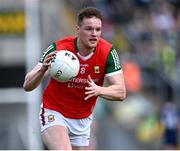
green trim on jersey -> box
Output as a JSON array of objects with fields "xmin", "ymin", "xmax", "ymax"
[
  {"xmin": 105, "ymin": 47, "xmax": 121, "ymax": 74},
  {"xmin": 39, "ymin": 43, "xmax": 56, "ymax": 63},
  {"xmin": 74, "ymin": 37, "xmax": 78, "ymax": 52}
]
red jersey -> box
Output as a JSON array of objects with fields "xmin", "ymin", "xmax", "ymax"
[{"xmin": 42, "ymin": 36, "xmax": 113, "ymax": 119}]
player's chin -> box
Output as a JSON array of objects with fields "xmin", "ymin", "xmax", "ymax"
[{"xmin": 88, "ymin": 42, "xmax": 97, "ymax": 48}]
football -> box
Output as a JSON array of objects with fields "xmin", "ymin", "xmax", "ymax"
[{"xmin": 49, "ymin": 50, "xmax": 80, "ymax": 82}]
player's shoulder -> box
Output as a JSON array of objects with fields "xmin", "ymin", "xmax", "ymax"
[
  {"xmin": 96, "ymin": 37, "xmax": 112, "ymax": 56},
  {"xmin": 97, "ymin": 37, "xmax": 112, "ymax": 52},
  {"xmin": 55, "ymin": 36, "xmax": 75, "ymax": 45}
]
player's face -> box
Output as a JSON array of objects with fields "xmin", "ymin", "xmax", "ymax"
[{"xmin": 76, "ymin": 17, "xmax": 102, "ymax": 50}]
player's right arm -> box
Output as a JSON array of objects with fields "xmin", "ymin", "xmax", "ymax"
[{"xmin": 23, "ymin": 43, "xmax": 56, "ymax": 92}]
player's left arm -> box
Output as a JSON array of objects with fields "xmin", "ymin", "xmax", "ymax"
[{"xmin": 85, "ymin": 47, "xmax": 126, "ymax": 101}]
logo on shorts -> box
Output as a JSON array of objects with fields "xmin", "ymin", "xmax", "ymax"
[{"xmin": 48, "ymin": 114, "xmax": 55, "ymax": 122}]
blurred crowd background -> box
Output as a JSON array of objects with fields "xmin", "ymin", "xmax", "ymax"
[{"xmin": 0, "ymin": 0, "xmax": 180, "ymax": 150}]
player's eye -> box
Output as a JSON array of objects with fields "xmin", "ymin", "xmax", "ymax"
[
  {"xmin": 85, "ymin": 27, "xmax": 92, "ymax": 31},
  {"xmin": 96, "ymin": 28, "xmax": 101, "ymax": 32}
]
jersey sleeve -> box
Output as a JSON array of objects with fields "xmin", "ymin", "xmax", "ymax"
[
  {"xmin": 38, "ymin": 42, "xmax": 56, "ymax": 64},
  {"xmin": 105, "ymin": 47, "xmax": 122, "ymax": 77}
]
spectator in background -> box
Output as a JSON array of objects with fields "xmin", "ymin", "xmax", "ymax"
[
  {"xmin": 150, "ymin": 0, "xmax": 175, "ymax": 40},
  {"xmin": 160, "ymin": 98, "xmax": 180, "ymax": 149}
]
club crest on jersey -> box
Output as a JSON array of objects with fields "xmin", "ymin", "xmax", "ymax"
[
  {"xmin": 48, "ymin": 114, "xmax": 55, "ymax": 122},
  {"xmin": 94, "ymin": 66, "xmax": 100, "ymax": 74}
]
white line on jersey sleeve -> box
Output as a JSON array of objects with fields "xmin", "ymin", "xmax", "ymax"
[{"xmin": 105, "ymin": 69, "xmax": 122, "ymax": 77}]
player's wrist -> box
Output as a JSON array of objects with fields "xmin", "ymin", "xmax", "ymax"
[{"xmin": 97, "ymin": 86, "xmax": 104, "ymax": 96}]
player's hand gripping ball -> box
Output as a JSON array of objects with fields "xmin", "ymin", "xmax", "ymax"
[{"xmin": 49, "ymin": 50, "xmax": 80, "ymax": 82}]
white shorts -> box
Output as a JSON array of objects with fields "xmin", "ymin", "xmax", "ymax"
[{"xmin": 39, "ymin": 107, "xmax": 93, "ymax": 146}]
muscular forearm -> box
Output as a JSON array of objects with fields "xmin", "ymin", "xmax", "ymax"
[
  {"xmin": 23, "ymin": 51, "xmax": 57, "ymax": 92},
  {"xmin": 99, "ymin": 84, "xmax": 126, "ymax": 101},
  {"xmin": 23, "ymin": 66, "xmax": 48, "ymax": 91},
  {"xmin": 85, "ymin": 83, "xmax": 126, "ymax": 101}
]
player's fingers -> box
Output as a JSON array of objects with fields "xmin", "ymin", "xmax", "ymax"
[
  {"xmin": 44, "ymin": 57, "xmax": 52, "ymax": 65},
  {"xmin": 86, "ymin": 81, "xmax": 94, "ymax": 87},
  {"xmin": 85, "ymin": 90, "xmax": 94, "ymax": 95},
  {"xmin": 46, "ymin": 54, "xmax": 56, "ymax": 61},
  {"xmin": 45, "ymin": 51, "xmax": 57, "ymax": 61},
  {"xmin": 87, "ymin": 75, "xmax": 93, "ymax": 82},
  {"xmin": 46, "ymin": 57, "xmax": 53, "ymax": 62},
  {"xmin": 85, "ymin": 86, "xmax": 93, "ymax": 90},
  {"xmin": 87, "ymin": 79, "xmax": 96, "ymax": 86},
  {"xmin": 84, "ymin": 94, "xmax": 93, "ymax": 100},
  {"xmin": 88, "ymin": 74, "xmax": 91, "ymax": 80},
  {"xmin": 48, "ymin": 51, "xmax": 57, "ymax": 57}
]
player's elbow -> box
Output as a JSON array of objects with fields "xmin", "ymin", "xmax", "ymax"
[
  {"xmin": 117, "ymin": 89, "xmax": 126, "ymax": 101},
  {"xmin": 23, "ymin": 84, "xmax": 30, "ymax": 92},
  {"xmin": 23, "ymin": 82, "xmax": 33, "ymax": 92},
  {"xmin": 121, "ymin": 91, "xmax": 127, "ymax": 101}
]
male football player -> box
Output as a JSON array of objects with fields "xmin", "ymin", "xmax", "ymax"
[{"xmin": 23, "ymin": 7, "xmax": 126, "ymax": 150}]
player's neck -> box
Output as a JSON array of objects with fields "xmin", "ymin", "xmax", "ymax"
[{"xmin": 77, "ymin": 38, "xmax": 94, "ymax": 56}]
